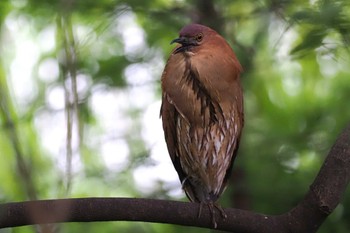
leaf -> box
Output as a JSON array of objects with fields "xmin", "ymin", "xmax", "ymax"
[{"xmin": 291, "ymin": 27, "xmax": 327, "ymax": 57}]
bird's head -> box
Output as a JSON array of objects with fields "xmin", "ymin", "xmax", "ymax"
[{"xmin": 171, "ymin": 24, "xmax": 213, "ymax": 54}]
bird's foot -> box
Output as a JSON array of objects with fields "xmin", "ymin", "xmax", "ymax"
[
  {"xmin": 213, "ymin": 202, "xmax": 227, "ymax": 219},
  {"xmin": 198, "ymin": 202, "xmax": 226, "ymax": 228}
]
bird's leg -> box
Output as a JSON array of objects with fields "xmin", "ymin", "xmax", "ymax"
[
  {"xmin": 197, "ymin": 202, "xmax": 217, "ymax": 228},
  {"xmin": 198, "ymin": 202, "xmax": 226, "ymax": 228},
  {"xmin": 198, "ymin": 201, "xmax": 204, "ymax": 218},
  {"xmin": 207, "ymin": 202, "xmax": 218, "ymax": 228}
]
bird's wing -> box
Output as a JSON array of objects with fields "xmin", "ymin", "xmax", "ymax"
[
  {"xmin": 160, "ymin": 95, "xmax": 188, "ymax": 184},
  {"xmin": 161, "ymin": 52, "xmax": 222, "ymax": 127},
  {"xmin": 160, "ymin": 52, "xmax": 204, "ymax": 187}
]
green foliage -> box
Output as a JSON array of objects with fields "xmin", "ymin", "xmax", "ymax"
[{"xmin": 0, "ymin": 0, "xmax": 350, "ymax": 232}]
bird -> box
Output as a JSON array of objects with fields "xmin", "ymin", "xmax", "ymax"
[{"xmin": 160, "ymin": 23, "xmax": 244, "ymax": 227}]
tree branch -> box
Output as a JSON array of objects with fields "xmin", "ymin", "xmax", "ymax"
[{"xmin": 0, "ymin": 123, "xmax": 349, "ymax": 232}]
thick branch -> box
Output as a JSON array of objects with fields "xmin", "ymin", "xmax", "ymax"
[
  {"xmin": 283, "ymin": 121, "xmax": 350, "ymax": 232},
  {"xmin": 0, "ymin": 198, "xmax": 273, "ymax": 232},
  {"xmin": 0, "ymin": 123, "xmax": 349, "ymax": 232}
]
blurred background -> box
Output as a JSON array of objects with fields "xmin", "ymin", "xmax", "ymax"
[{"xmin": 0, "ymin": 0, "xmax": 350, "ymax": 232}]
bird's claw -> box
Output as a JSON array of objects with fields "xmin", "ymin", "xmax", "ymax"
[{"xmin": 198, "ymin": 202, "xmax": 226, "ymax": 228}]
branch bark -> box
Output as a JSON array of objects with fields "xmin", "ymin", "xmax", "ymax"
[{"xmin": 0, "ymin": 123, "xmax": 349, "ymax": 232}]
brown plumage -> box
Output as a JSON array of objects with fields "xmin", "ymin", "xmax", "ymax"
[{"xmin": 160, "ymin": 24, "xmax": 243, "ymax": 226}]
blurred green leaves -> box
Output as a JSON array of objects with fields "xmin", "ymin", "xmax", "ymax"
[{"xmin": 290, "ymin": 0, "xmax": 350, "ymax": 57}]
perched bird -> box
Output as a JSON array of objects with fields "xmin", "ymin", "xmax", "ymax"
[{"xmin": 160, "ymin": 23, "xmax": 244, "ymax": 227}]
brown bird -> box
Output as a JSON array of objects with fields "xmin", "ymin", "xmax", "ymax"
[{"xmin": 160, "ymin": 24, "xmax": 243, "ymax": 227}]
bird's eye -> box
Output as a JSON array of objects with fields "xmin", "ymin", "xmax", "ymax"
[{"xmin": 195, "ymin": 33, "xmax": 203, "ymax": 42}]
